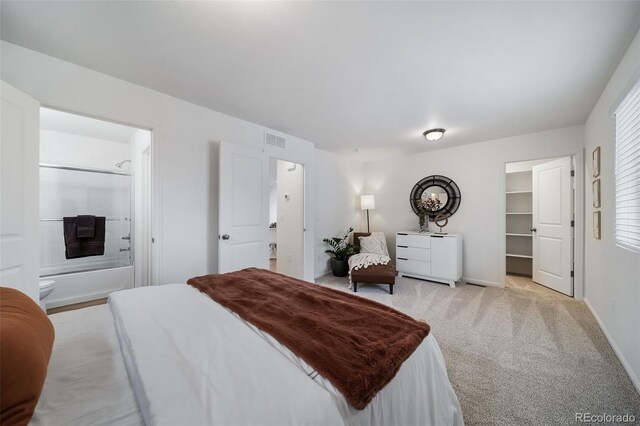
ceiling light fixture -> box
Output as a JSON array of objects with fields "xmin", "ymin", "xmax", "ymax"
[{"xmin": 423, "ymin": 128, "xmax": 446, "ymax": 141}]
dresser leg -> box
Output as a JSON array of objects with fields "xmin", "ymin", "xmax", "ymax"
[
  {"xmin": 449, "ymin": 280, "xmax": 456, "ymax": 288},
  {"xmin": 353, "ymin": 282, "xmax": 358, "ymax": 292}
]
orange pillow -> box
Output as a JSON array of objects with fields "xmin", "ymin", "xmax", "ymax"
[{"xmin": 0, "ymin": 287, "xmax": 54, "ymax": 426}]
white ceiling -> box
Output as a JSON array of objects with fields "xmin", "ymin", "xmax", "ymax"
[
  {"xmin": 40, "ymin": 108, "xmax": 139, "ymax": 143},
  {"xmin": 3, "ymin": 1, "xmax": 640, "ymax": 158}
]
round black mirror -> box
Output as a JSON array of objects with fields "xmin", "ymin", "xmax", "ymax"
[{"xmin": 409, "ymin": 175, "xmax": 461, "ymax": 221}]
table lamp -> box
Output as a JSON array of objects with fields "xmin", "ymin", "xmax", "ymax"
[{"xmin": 360, "ymin": 195, "xmax": 375, "ymax": 233}]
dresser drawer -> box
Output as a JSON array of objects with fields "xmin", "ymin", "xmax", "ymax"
[
  {"xmin": 397, "ymin": 259, "xmax": 431, "ymax": 276},
  {"xmin": 396, "ymin": 233, "xmax": 431, "ymax": 249},
  {"xmin": 397, "ymin": 246, "xmax": 430, "ymax": 261}
]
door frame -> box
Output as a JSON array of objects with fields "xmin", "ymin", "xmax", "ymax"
[
  {"xmin": 137, "ymin": 144, "xmax": 152, "ymax": 286},
  {"xmin": 37, "ymin": 103, "xmax": 158, "ymax": 286},
  {"xmin": 269, "ymin": 157, "xmax": 306, "ymax": 279},
  {"xmin": 501, "ymin": 150, "xmax": 585, "ymax": 300},
  {"xmin": 266, "ymin": 149, "xmax": 313, "ymax": 282}
]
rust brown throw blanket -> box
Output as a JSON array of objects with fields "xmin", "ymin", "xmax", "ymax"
[{"xmin": 187, "ymin": 268, "xmax": 430, "ymax": 410}]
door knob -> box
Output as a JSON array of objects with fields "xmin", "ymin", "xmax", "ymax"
[
  {"xmin": 221, "ymin": 234, "xmax": 230, "ymax": 240},
  {"xmin": 530, "ymin": 228, "xmax": 537, "ymax": 233}
]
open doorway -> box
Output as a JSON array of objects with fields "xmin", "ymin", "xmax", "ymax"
[
  {"xmin": 38, "ymin": 107, "xmax": 153, "ymax": 309},
  {"xmin": 505, "ymin": 156, "xmax": 575, "ymax": 297},
  {"xmin": 269, "ymin": 158, "xmax": 304, "ymax": 279}
]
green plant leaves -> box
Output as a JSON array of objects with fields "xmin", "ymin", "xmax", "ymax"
[{"xmin": 322, "ymin": 227, "xmax": 356, "ymax": 261}]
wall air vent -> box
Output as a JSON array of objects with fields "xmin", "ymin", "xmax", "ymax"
[{"xmin": 265, "ymin": 132, "xmax": 285, "ymax": 149}]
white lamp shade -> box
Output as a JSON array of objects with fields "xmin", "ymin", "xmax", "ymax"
[{"xmin": 361, "ymin": 194, "xmax": 375, "ymax": 210}]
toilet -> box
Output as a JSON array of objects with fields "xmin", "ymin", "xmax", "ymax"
[{"xmin": 39, "ymin": 279, "xmax": 55, "ymax": 310}]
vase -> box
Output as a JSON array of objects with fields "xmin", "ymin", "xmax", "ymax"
[
  {"xmin": 418, "ymin": 212, "xmax": 429, "ymax": 233},
  {"xmin": 330, "ymin": 258, "xmax": 349, "ymax": 277}
]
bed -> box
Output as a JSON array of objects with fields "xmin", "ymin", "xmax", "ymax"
[
  {"xmin": 31, "ymin": 270, "xmax": 463, "ymax": 426},
  {"xmin": 30, "ymin": 304, "xmax": 143, "ymax": 426}
]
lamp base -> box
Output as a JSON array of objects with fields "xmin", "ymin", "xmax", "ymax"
[{"xmin": 366, "ymin": 209, "xmax": 370, "ymax": 233}]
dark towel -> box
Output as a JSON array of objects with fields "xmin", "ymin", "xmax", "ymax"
[
  {"xmin": 76, "ymin": 215, "xmax": 96, "ymax": 238},
  {"xmin": 63, "ymin": 216, "xmax": 106, "ymax": 259}
]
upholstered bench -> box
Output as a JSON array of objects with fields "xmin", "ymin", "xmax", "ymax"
[{"xmin": 351, "ymin": 232, "xmax": 397, "ymax": 294}]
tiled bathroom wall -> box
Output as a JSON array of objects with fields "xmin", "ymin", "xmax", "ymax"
[{"xmin": 40, "ymin": 130, "xmax": 133, "ymax": 276}]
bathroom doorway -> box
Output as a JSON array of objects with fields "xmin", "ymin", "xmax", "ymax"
[
  {"xmin": 38, "ymin": 107, "xmax": 153, "ymax": 309},
  {"xmin": 268, "ymin": 158, "xmax": 305, "ymax": 279}
]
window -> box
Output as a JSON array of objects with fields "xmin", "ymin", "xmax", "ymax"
[{"xmin": 615, "ymin": 79, "xmax": 640, "ymax": 253}]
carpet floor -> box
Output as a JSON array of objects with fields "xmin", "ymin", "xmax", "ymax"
[{"xmin": 316, "ymin": 274, "xmax": 640, "ymax": 425}]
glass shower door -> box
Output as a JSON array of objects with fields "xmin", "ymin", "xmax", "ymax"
[{"xmin": 39, "ymin": 165, "xmax": 132, "ymax": 276}]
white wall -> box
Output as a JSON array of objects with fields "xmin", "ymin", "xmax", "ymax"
[
  {"xmin": 363, "ymin": 126, "xmax": 584, "ymax": 287},
  {"xmin": 2, "ymin": 41, "xmax": 318, "ymax": 283},
  {"xmin": 40, "ymin": 129, "xmax": 131, "ymax": 172},
  {"xmin": 584, "ymin": 28, "xmax": 640, "ymax": 392},
  {"xmin": 505, "ymin": 157, "xmax": 561, "ymax": 173},
  {"xmin": 314, "ymin": 149, "xmax": 365, "ymax": 277},
  {"xmin": 132, "ymin": 129, "xmax": 152, "ymax": 287},
  {"xmin": 276, "ymin": 160, "xmax": 305, "ymax": 279}
]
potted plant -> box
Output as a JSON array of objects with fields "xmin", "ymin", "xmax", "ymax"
[{"xmin": 323, "ymin": 227, "xmax": 358, "ymax": 277}]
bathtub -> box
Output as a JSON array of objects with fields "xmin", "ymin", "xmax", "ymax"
[{"xmin": 42, "ymin": 265, "xmax": 134, "ymax": 309}]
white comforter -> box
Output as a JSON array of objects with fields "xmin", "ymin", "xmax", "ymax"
[
  {"xmin": 31, "ymin": 306, "xmax": 143, "ymax": 426},
  {"xmin": 110, "ymin": 284, "xmax": 463, "ymax": 426}
]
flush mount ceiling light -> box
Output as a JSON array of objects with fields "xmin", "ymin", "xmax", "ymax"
[{"xmin": 423, "ymin": 128, "xmax": 446, "ymax": 141}]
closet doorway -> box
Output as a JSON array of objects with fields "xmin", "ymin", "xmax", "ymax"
[
  {"xmin": 505, "ymin": 156, "xmax": 575, "ymax": 297},
  {"xmin": 268, "ymin": 158, "xmax": 305, "ymax": 279}
]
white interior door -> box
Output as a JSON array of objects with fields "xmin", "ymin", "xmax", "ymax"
[
  {"xmin": 218, "ymin": 141, "xmax": 268, "ymax": 273},
  {"xmin": 532, "ymin": 157, "xmax": 573, "ymax": 296},
  {"xmin": 0, "ymin": 81, "xmax": 40, "ymax": 302}
]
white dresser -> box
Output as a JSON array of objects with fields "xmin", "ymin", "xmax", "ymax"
[{"xmin": 395, "ymin": 231, "xmax": 462, "ymax": 287}]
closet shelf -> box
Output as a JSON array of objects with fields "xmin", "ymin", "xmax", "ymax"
[{"xmin": 506, "ymin": 166, "xmax": 534, "ymax": 276}]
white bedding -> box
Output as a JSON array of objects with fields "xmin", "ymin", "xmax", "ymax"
[
  {"xmin": 31, "ymin": 305, "xmax": 143, "ymax": 426},
  {"xmin": 110, "ymin": 284, "xmax": 463, "ymax": 426}
]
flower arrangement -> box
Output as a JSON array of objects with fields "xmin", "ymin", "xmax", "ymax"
[
  {"xmin": 417, "ymin": 197, "xmax": 441, "ymax": 212},
  {"xmin": 416, "ymin": 196, "xmax": 441, "ymax": 232}
]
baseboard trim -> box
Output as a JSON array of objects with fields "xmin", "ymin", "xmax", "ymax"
[
  {"xmin": 314, "ymin": 270, "xmax": 332, "ymax": 280},
  {"xmin": 461, "ymin": 277, "xmax": 503, "ymax": 288},
  {"xmin": 47, "ymin": 297, "xmax": 108, "ymax": 315},
  {"xmin": 45, "ymin": 290, "xmax": 115, "ymax": 310},
  {"xmin": 584, "ymin": 298, "xmax": 640, "ymax": 395}
]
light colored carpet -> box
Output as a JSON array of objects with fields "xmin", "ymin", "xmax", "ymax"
[{"xmin": 316, "ymin": 274, "xmax": 640, "ymax": 425}]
